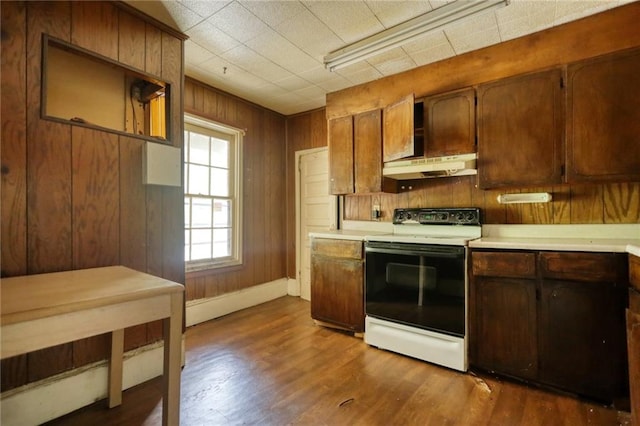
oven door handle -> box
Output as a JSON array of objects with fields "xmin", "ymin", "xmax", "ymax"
[{"xmin": 365, "ymin": 247, "xmax": 463, "ymax": 258}]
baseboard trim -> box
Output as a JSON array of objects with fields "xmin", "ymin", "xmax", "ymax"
[
  {"xmin": 0, "ymin": 341, "xmax": 166, "ymax": 426},
  {"xmin": 1, "ymin": 278, "xmax": 291, "ymax": 425},
  {"xmin": 185, "ymin": 277, "xmax": 289, "ymax": 326}
]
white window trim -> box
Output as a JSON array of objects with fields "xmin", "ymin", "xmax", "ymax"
[{"xmin": 184, "ymin": 113, "xmax": 244, "ymax": 273}]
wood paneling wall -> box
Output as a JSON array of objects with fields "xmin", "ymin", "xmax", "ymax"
[
  {"xmin": 0, "ymin": 1, "xmax": 184, "ymax": 392},
  {"xmin": 183, "ymin": 78, "xmax": 287, "ymax": 301}
]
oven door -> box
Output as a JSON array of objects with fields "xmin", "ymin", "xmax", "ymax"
[{"xmin": 365, "ymin": 241, "xmax": 466, "ymax": 337}]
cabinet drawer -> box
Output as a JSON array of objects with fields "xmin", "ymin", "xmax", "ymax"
[
  {"xmin": 630, "ymin": 254, "xmax": 640, "ymax": 292},
  {"xmin": 472, "ymin": 251, "xmax": 536, "ymax": 278},
  {"xmin": 311, "ymin": 238, "xmax": 362, "ymax": 259},
  {"xmin": 631, "ymin": 288, "xmax": 640, "ymax": 313},
  {"xmin": 540, "ymin": 252, "xmax": 626, "ymax": 282}
]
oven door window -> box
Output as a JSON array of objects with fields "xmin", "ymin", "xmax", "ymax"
[{"xmin": 365, "ymin": 243, "xmax": 465, "ymax": 337}]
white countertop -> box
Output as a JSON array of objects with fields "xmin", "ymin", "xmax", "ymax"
[
  {"xmin": 470, "ymin": 224, "xmax": 640, "ymax": 254},
  {"xmin": 308, "ymin": 223, "xmax": 640, "ymax": 254}
]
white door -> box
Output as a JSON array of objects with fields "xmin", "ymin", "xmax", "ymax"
[{"xmin": 297, "ymin": 148, "xmax": 337, "ymax": 301}]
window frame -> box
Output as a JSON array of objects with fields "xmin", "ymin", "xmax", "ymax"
[{"xmin": 184, "ymin": 113, "xmax": 243, "ymax": 272}]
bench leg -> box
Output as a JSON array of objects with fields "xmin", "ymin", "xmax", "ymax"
[{"xmin": 108, "ymin": 328, "xmax": 124, "ymax": 408}]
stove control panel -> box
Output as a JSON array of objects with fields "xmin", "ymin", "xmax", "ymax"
[{"xmin": 392, "ymin": 207, "xmax": 481, "ymax": 226}]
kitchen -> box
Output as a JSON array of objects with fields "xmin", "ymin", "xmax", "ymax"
[{"xmin": 1, "ymin": 0, "xmax": 639, "ymax": 425}]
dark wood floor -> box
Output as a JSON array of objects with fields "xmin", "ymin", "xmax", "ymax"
[{"xmin": 47, "ymin": 296, "xmax": 628, "ymax": 425}]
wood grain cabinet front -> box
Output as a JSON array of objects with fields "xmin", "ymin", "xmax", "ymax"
[
  {"xmin": 328, "ymin": 115, "xmax": 354, "ymax": 195},
  {"xmin": 310, "ymin": 238, "xmax": 364, "ymax": 333},
  {"xmin": 470, "ymin": 249, "xmax": 629, "ymax": 403},
  {"xmin": 423, "ymin": 87, "xmax": 476, "ymax": 158},
  {"xmin": 566, "ymin": 47, "xmax": 640, "ymax": 183},
  {"xmin": 628, "ymin": 254, "xmax": 640, "ymax": 426},
  {"xmin": 329, "ymin": 110, "xmax": 386, "ymax": 195},
  {"xmin": 383, "ymin": 94, "xmax": 420, "ymax": 163},
  {"xmin": 470, "ymin": 250, "xmax": 538, "ymax": 379},
  {"xmin": 476, "ymin": 68, "xmax": 564, "ymax": 189}
]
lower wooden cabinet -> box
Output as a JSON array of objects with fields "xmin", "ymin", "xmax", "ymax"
[
  {"xmin": 470, "ymin": 249, "xmax": 629, "ymax": 403},
  {"xmin": 310, "ymin": 238, "xmax": 364, "ymax": 332}
]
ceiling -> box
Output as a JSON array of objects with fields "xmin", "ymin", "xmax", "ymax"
[{"xmin": 126, "ymin": 0, "xmax": 634, "ymax": 116}]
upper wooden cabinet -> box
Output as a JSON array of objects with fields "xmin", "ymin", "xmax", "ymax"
[
  {"xmin": 383, "ymin": 94, "xmax": 420, "ymax": 162},
  {"xmin": 424, "ymin": 88, "xmax": 476, "ymax": 157},
  {"xmin": 329, "ymin": 110, "xmax": 384, "ymax": 195},
  {"xmin": 477, "ymin": 68, "xmax": 564, "ymax": 189},
  {"xmin": 328, "ymin": 115, "xmax": 354, "ymax": 195},
  {"xmin": 354, "ymin": 109, "xmax": 383, "ymax": 194},
  {"xmin": 566, "ymin": 47, "xmax": 640, "ymax": 183}
]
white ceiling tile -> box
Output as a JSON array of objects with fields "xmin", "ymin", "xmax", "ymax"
[
  {"xmin": 298, "ymin": 65, "xmax": 353, "ymax": 92},
  {"xmin": 206, "ymin": 2, "xmax": 271, "ymax": 43},
  {"xmin": 178, "ymin": 0, "xmax": 230, "ymax": 18},
  {"xmin": 303, "ymin": 0, "xmax": 385, "ymax": 44},
  {"xmin": 334, "ymin": 61, "xmax": 384, "ymax": 86},
  {"xmin": 185, "ymin": 20, "xmax": 241, "ymax": 55},
  {"xmin": 272, "ymin": 74, "xmax": 313, "ymax": 92},
  {"xmin": 220, "ymin": 44, "xmax": 295, "ymax": 83},
  {"xmin": 365, "ymin": 1, "xmax": 434, "ymax": 27},
  {"xmin": 239, "ymin": 0, "xmax": 307, "ymax": 27},
  {"xmin": 367, "ymin": 46, "xmax": 417, "ymax": 76},
  {"xmin": 158, "ymin": 0, "xmax": 205, "ymax": 30},
  {"xmin": 184, "ymin": 40, "xmax": 217, "ymax": 66},
  {"xmin": 406, "ymin": 35, "xmax": 457, "ymax": 67},
  {"xmin": 496, "ymin": 1, "xmax": 557, "ymax": 41},
  {"xmin": 275, "ymin": 9, "xmax": 344, "ymax": 60},
  {"xmin": 292, "ymin": 84, "xmax": 327, "ymax": 100},
  {"xmin": 245, "ymin": 28, "xmax": 321, "ymax": 74},
  {"xmin": 445, "ymin": 12, "xmax": 502, "ymax": 55}
]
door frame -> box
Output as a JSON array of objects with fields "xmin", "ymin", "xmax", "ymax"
[{"xmin": 294, "ymin": 147, "xmax": 337, "ymax": 298}]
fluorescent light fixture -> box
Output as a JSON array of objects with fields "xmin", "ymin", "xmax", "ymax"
[{"xmin": 324, "ymin": 0, "xmax": 509, "ymax": 71}]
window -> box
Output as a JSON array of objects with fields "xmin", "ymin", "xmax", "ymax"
[{"xmin": 184, "ymin": 114, "xmax": 243, "ymax": 271}]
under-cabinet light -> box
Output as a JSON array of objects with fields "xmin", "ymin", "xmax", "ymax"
[
  {"xmin": 323, "ymin": 0, "xmax": 510, "ymax": 72},
  {"xmin": 497, "ymin": 193, "xmax": 552, "ymax": 204}
]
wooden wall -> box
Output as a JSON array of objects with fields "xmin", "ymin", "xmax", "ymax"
[
  {"xmin": 0, "ymin": 1, "xmax": 184, "ymax": 392},
  {"xmin": 284, "ymin": 109, "xmax": 328, "ymax": 278},
  {"xmin": 183, "ymin": 78, "xmax": 287, "ymax": 301}
]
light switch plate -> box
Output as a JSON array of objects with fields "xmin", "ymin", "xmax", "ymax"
[{"xmin": 143, "ymin": 141, "xmax": 181, "ymax": 187}]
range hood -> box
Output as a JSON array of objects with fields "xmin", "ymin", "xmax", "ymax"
[{"xmin": 383, "ymin": 153, "xmax": 477, "ymax": 180}]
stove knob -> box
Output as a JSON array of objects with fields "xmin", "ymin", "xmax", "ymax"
[
  {"xmin": 456, "ymin": 213, "xmax": 464, "ymax": 221},
  {"xmin": 466, "ymin": 213, "xmax": 475, "ymax": 221},
  {"xmin": 439, "ymin": 213, "xmax": 447, "ymax": 221},
  {"xmin": 406, "ymin": 213, "xmax": 412, "ymax": 220}
]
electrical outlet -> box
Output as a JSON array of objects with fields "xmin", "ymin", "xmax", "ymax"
[{"xmin": 372, "ymin": 204, "xmax": 381, "ymax": 220}]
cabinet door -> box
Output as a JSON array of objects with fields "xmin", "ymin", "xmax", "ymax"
[
  {"xmin": 383, "ymin": 94, "xmax": 417, "ymax": 162},
  {"xmin": 473, "ymin": 277, "xmax": 538, "ymax": 379},
  {"xmin": 566, "ymin": 48, "xmax": 640, "ymax": 183},
  {"xmin": 628, "ymin": 305, "xmax": 640, "ymax": 426},
  {"xmin": 328, "ymin": 115, "xmax": 354, "ymax": 195},
  {"xmin": 539, "ymin": 278, "xmax": 628, "ymax": 401},
  {"xmin": 425, "ymin": 88, "xmax": 476, "ymax": 157},
  {"xmin": 354, "ymin": 109, "xmax": 382, "ymax": 194},
  {"xmin": 477, "ymin": 69, "xmax": 564, "ymax": 189},
  {"xmin": 310, "ymin": 254, "xmax": 364, "ymax": 332}
]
